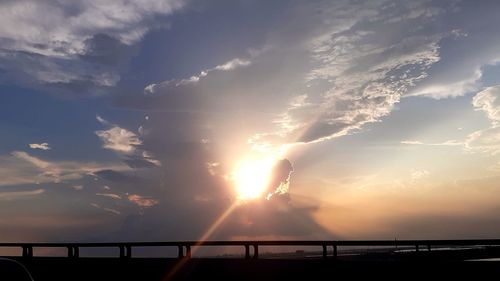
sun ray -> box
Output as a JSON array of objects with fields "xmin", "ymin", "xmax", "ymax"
[{"xmin": 164, "ymin": 201, "xmax": 239, "ymax": 280}]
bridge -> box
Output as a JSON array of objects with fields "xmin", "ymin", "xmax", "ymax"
[{"xmin": 1, "ymin": 239, "xmax": 500, "ymax": 280}]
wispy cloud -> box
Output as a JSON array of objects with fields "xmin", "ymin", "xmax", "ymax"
[
  {"xmin": 401, "ymin": 140, "xmax": 463, "ymax": 146},
  {"xmin": 90, "ymin": 203, "xmax": 121, "ymax": 215},
  {"xmin": 29, "ymin": 143, "xmax": 50, "ymax": 150},
  {"xmin": 141, "ymin": 151, "xmax": 162, "ymax": 167},
  {"xmin": 410, "ymin": 169, "xmax": 430, "ymax": 181},
  {"xmin": 96, "ymin": 193, "xmax": 122, "ymax": 200},
  {"xmin": 128, "ymin": 194, "xmax": 158, "ymax": 208},
  {"xmin": 214, "ymin": 58, "xmax": 251, "ymax": 71},
  {"xmin": 401, "ymin": 140, "xmax": 424, "ymax": 145},
  {"xmin": 472, "ymin": 86, "xmax": 500, "ymax": 123},
  {"xmin": 0, "ymin": 189, "xmax": 45, "ymax": 201},
  {"xmin": 144, "ymin": 57, "xmax": 252, "ymax": 95},
  {"xmin": 12, "ymin": 151, "xmax": 51, "ymax": 169},
  {"xmin": 136, "ymin": 1, "xmax": 453, "ymax": 149},
  {"xmin": 95, "ymin": 115, "xmax": 161, "ymax": 167},
  {"xmin": 278, "ymin": 22, "xmax": 442, "ymax": 144},
  {"xmin": 0, "ymin": 151, "xmax": 129, "ymax": 187},
  {"xmin": 465, "ymin": 126, "xmax": 500, "ymax": 155},
  {"xmin": 466, "ymin": 86, "xmax": 500, "ymax": 155}
]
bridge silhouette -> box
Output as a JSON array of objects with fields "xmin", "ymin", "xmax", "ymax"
[
  {"xmin": 1, "ymin": 239, "xmax": 500, "ymax": 280},
  {"xmin": 3, "ymin": 239, "xmax": 500, "ymax": 259}
]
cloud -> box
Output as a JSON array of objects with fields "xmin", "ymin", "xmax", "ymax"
[
  {"xmin": 104, "ymin": 1, "xmax": 466, "ymax": 241},
  {"xmin": 401, "ymin": 140, "xmax": 424, "ymax": 145},
  {"xmin": 95, "ymin": 115, "xmax": 141, "ymax": 153},
  {"xmin": 401, "ymin": 140, "xmax": 463, "ymax": 146},
  {"xmin": 403, "ymin": 85, "xmax": 500, "ymax": 156},
  {"xmin": 96, "ymin": 115, "xmax": 111, "ymax": 126},
  {"xmin": 214, "ymin": 58, "xmax": 252, "ymax": 71},
  {"xmin": 0, "ymin": 188, "xmax": 45, "ymax": 201},
  {"xmin": 11, "ymin": 151, "xmax": 51, "ymax": 169},
  {"xmin": 95, "ymin": 115, "xmax": 161, "ymax": 168},
  {"xmin": 29, "ymin": 143, "xmax": 50, "ymax": 150},
  {"xmin": 96, "ymin": 193, "xmax": 122, "ymax": 200},
  {"xmin": 410, "ymin": 169, "xmax": 430, "ymax": 181},
  {"xmin": 266, "ymin": 159, "xmax": 294, "ymax": 200},
  {"xmin": 127, "ymin": 194, "xmax": 159, "ymax": 208},
  {"xmin": 472, "ymin": 86, "xmax": 500, "ymax": 123},
  {"xmin": 406, "ymin": 0, "xmax": 500, "ymax": 100},
  {"xmin": 0, "ymin": 0, "xmax": 185, "ymax": 95},
  {"xmin": 141, "ymin": 151, "xmax": 162, "ymax": 167},
  {"xmin": 0, "ymin": 151, "xmax": 129, "ymax": 187},
  {"xmin": 93, "ymin": 169, "xmax": 144, "ymax": 184},
  {"xmin": 466, "ymin": 86, "xmax": 500, "ymax": 155},
  {"xmin": 144, "ymin": 57, "xmax": 252, "ymax": 95},
  {"xmin": 24, "ymin": 0, "xmax": 500, "ymax": 242},
  {"xmin": 407, "ymin": 69, "xmax": 481, "ymax": 99},
  {"xmin": 96, "ymin": 126, "xmax": 142, "ymax": 153},
  {"xmin": 127, "ymin": 1, "xmax": 459, "ymax": 149},
  {"xmin": 90, "ymin": 203, "xmax": 121, "ymax": 215},
  {"xmin": 279, "ymin": 9, "xmax": 444, "ymax": 143},
  {"xmin": 95, "ymin": 145, "xmax": 331, "ymax": 241},
  {"xmin": 465, "ymin": 126, "xmax": 500, "ymax": 155}
]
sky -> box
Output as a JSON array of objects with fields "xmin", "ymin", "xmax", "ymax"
[{"xmin": 2, "ymin": 0, "xmax": 500, "ymax": 244}]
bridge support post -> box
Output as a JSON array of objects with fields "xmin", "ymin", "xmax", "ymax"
[
  {"xmin": 333, "ymin": 245, "xmax": 338, "ymax": 259},
  {"xmin": 73, "ymin": 246, "xmax": 79, "ymax": 258},
  {"xmin": 244, "ymin": 244, "xmax": 250, "ymax": 259},
  {"xmin": 252, "ymin": 244, "xmax": 259, "ymax": 259},
  {"xmin": 322, "ymin": 244, "xmax": 327, "ymax": 259},
  {"xmin": 67, "ymin": 245, "xmax": 79, "ymax": 258},
  {"xmin": 186, "ymin": 245, "xmax": 191, "ymax": 258},
  {"xmin": 22, "ymin": 246, "xmax": 33, "ymax": 258},
  {"xmin": 178, "ymin": 245, "xmax": 184, "ymax": 258},
  {"xmin": 119, "ymin": 246, "xmax": 125, "ymax": 258},
  {"xmin": 119, "ymin": 245, "xmax": 132, "ymax": 258}
]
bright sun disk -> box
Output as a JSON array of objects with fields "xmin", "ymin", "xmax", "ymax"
[{"xmin": 233, "ymin": 157, "xmax": 275, "ymax": 200}]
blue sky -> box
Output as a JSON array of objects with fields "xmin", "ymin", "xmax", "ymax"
[{"xmin": 2, "ymin": 0, "xmax": 500, "ymax": 243}]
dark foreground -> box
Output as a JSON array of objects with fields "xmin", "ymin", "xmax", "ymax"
[{"xmin": 3, "ymin": 253, "xmax": 500, "ymax": 281}]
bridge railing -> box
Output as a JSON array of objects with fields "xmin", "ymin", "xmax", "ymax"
[{"xmin": 1, "ymin": 239, "xmax": 500, "ymax": 259}]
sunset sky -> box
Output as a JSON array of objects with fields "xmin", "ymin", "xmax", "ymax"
[{"xmin": 2, "ymin": 0, "xmax": 500, "ymax": 243}]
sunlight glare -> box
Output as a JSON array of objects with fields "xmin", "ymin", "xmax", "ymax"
[{"xmin": 233, "ymin": 157, "xmax": 275, "ymax": 200}]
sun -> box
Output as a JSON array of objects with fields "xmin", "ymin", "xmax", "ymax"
[{"xmin": 233, "ymin": 157, "xmax": 275, "ymax": 200}]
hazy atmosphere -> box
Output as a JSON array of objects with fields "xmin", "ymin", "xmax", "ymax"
[{"xmin": 2, "ymin": 0, "xmax": 500, "ymax": 243}]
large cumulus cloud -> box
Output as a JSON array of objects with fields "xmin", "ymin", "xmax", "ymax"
[
  {"xmin": 0, "ymin": 0, "xmax": 184, "ymax": 96},
  {"xmin": 121, "ymin": 1, "xmax": 461, "ymax": 148},
  {"xmin": 7, "ymin": 0, "xmax": 500, "ymax": 243}
]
